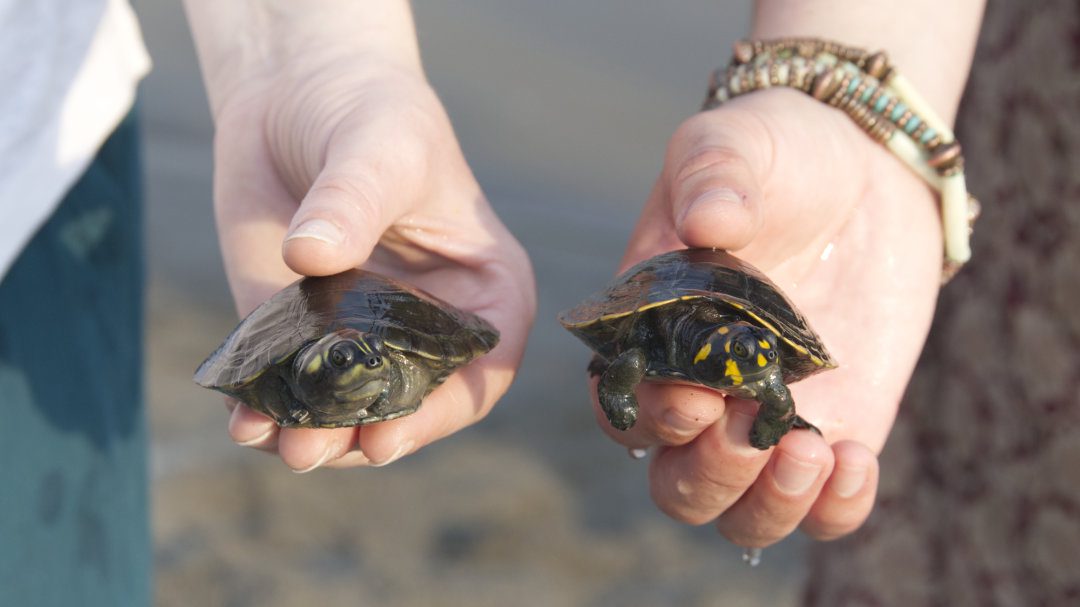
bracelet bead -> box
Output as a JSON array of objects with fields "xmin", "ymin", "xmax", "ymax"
[{"xmin": 705, "ymin": 37, "xmax": 976, "ymax": 282}]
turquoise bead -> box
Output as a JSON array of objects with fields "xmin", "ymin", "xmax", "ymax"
[
  {"xmin": 847, "ymin": 77, "xmax": 861, "ymax": 95},
  {"xmin": 904, "ymin": 115, "xmax": 922, "ymax": 134},
  {"xmin": 920, "ymin": 128, "xmax": 938, "ymax": 144},
  {"xmin": 861, "ymin": 86, "xmax": 875, "ymax": 102},
  {"xmin": 890, "ymin": 102, "xmax": 908, "ymax": 121},
  {"xmin": 874, "ymin": 94, "xmax": 890, "ymax": 112}
]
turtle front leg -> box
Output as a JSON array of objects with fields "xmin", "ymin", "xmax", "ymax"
[
  {"xmin": 595, "ymin": 348, "xmax": 647, "ymax": 431},
  {"xmin": 748, "ymin": 373, "xmax": 820, "ymax": 449}
]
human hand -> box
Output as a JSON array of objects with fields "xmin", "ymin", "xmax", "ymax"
[
  {"xmin": 595, "ymin": 88, "xmax": 941, "ymax": 547},
  {"xmin": 208, "ymin": 53, "xmax": 535, "ymax": 472}
]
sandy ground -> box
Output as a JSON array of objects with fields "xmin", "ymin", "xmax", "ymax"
[{"xmin": 135, "ymin": 1, "xmax": 811, "ymax": 604}]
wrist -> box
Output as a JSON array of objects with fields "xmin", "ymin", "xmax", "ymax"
[
  {"xmin": 183, "ymin": 0, "xmax": 423, "ymax": 118},
  {"xmin": 751, "ymin": 0, "xmax": 985, "ymax": 123}
]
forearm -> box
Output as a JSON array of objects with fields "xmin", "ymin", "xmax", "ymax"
[
  {"xmin": 182, "ymin": 0, "xmax": 422, "ymax": 117},
  {"xmin": 752, "ymin": 0, "xmax": 986, "ymax": 122}
]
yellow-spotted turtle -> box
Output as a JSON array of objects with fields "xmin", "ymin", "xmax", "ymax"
[{"xmin": 559, "ymin": 248, "xmax": 835, "ymax": 449}]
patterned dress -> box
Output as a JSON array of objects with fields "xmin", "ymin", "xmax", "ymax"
[{"xmin": 804, "ymin": 2, "xmax": 1080, "ymax": 605}]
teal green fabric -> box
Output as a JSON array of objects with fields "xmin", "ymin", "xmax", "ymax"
[{"xmin": 0, "ymin": 112, "xmax": 149, "ymax": 606}]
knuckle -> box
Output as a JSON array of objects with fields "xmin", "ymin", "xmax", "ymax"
[
  {"xmin": 649, "ymin": 457, "xmax": 750, "ymax": 525},
  {"xmin": 649, "ymin": 477, "xmax": 719, "ymax": 525},
  {"xmin": 670, "ymin": 145, "xmax": 745, "ymax": 192},
  {"xmin": 716, "ymin": 522, "xmax": 783, "ymax": 549},
  {"xmin": 305, "ymin": 173, "xmax": 384, "ymax": 226},
  {"xmin": 802, "ymin": 516, "xmax": 861, "ymax": 542}
]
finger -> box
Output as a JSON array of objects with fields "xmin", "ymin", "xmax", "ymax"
[
  {"xmin": 663, "ymin": 111, "xmax": 771, "ymax": 252},
  {"xmin": 591, "ymin": 380, "xmax": 727, "ymax": 449},
  {"xmin": 353, "ymin": 338, "xmax": 519, "ymax": 465},
  {"xmin": 714, "ymin": 428, "xmax": 834, "ymax": 548},
  {"xmin": 282, "ymin": 122, "xmax": 430, "ymax": 276},
  {"xmin": 647, "ymin": 400, "xmax": 773, "ymax": 525},
  {"xmin": 799, "ymin": 440, "xmax": 879, "ymax": 541},
  {"xmin": 277, "ymin": 426, "xmax": 359, "ymax": 473},
  {"xmin": 213, "ymin": 131, "xmax": 304, "ymax": 316},
  {"xmin": 227, "ymin": 403, "xmax": 279, "ymax": 452},
  {"xmin": 321, "ymin": 448, "xmax": 372, "ymax": 469}
]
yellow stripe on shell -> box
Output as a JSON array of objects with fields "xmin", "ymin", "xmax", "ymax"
[
  {"xmin": 693, "ymin": 342, "xmax": 712, "ymax": 364},
  {"xmin": 564, "ymin": 293, "xmax": 830, "ymax": 368},
  {"xmin": 568, "ymin": 295, "xmax": 703, "ymax": 326},
  {"xmin": 726, "ymin": 302, "xmax": 825, "ymax": 367}
]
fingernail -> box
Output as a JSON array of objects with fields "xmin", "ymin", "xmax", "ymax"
[
  {"xmin": 679, "ymin": 188, "xmax": 745, "ymax": 225},
  {"xmin": 235, "ymin": 426, "xmax": 275, "ymax": 447},
  {"xmin": 773, "ymin": 452, "xmax": 823, "ymax": 496},
  {"xmin": 664, "ymin": 409, "xmax": 708, "ymax": 436},
  {"xmin": 370, "ymin": 440, "xmax": 415, "ymax": 467},
  {"xmin": 285, "ymin": 218, "xmax": 343, "ymax": 246},
  {"xmin": 292, "ymin": 445, "xmax": 336, "ymax": 474},
  {"xmin": 830, "ymin": 464, "xmax": 868, "ymax": 498}
]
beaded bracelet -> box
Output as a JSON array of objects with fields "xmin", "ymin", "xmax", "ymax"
[{"xmin": 704, "ymin": 38, "xmax": 979, "ymax": 283}]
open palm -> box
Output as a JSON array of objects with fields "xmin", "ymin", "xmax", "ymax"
[
  {"xmin": 601, "ymin": 88, "xmax": 941, "ymax": 547},
  {"xmin": 209, "ymin": 62, "xmax": 536, "ymax": 471}
]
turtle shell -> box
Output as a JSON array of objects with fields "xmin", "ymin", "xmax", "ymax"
[
  {"xmin": 195, "ymin": 270, "xmax": 499, "ymax": 393},
  {"xmin": 558, "ymin": 248, "xmax": 835, "ymax": 381}
]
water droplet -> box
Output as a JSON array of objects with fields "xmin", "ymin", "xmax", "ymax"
[
  {"xmin": 628, "ymin": 448, "xmax": 648, "ymax": 460},
  {"xmin": 742, "ymin": 546, "xmax": 763, "ymax": 567},
  {"xmin": 819, "ymin": 241, "xmax": 835, "ymax": 261}
]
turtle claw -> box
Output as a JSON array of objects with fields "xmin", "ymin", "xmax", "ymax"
[
  {"xmin": 749, "ymin": 414, "xmax": 822, "ymax": 449},
  {"xmin": 792, "ymin": 415, "xmax": 822, "ymax": 436}
]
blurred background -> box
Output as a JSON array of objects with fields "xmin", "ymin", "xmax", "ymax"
[{"xmin": 135, "ymin": 1, "xmax": 813, "ymax": 605}]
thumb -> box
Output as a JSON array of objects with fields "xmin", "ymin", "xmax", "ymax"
[
  {"xmin": 665, "ymin": 111, "xmax": 771, "ymax": 251},
  {"xmin": 281, "ymin": 132, "xmax": 427, "ymax": 276}
]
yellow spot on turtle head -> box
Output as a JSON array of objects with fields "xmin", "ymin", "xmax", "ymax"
[
  {"xmin": 724, "ymin": 340, "xmax": 731, "ymax": 354},
  {"xmin": 757, "ymin": 353, "xmax": 767, "ymax": 367},
  {"xmin": 693, "ymin": 342, "xmax": 712, "ymax": 364},
  {"xmin": 305, "ymin": 356, "xmax": 322, "ymax": 375},
  {"xmin": 724, "ymin": 359, "xmax": 743, "ymax": 385},
  {"xmin": 718, "ymin": 326, "xmax": 730, "ymax": 335},
  {"xmin": 758, "ymin": 339, "xmax": 771, "ymax": 349}
]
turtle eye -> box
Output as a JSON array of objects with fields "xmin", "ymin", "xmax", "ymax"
[
  {"xmin": 365, "ymin": 356, "xmax": 383, "ymax": 369},
  {"xmin": 731, "ymin": 340, "xmax": 750, "ymax": 359},
  {"xmin": 328, "ymin": 342, "xmax": 357, "ymax": 369}
]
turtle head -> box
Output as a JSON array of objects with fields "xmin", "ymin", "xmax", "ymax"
[
  {"xmin": 691, "ymin": 322, "xmax": 781, "ymax": 389},
  {"xmin": 290, "ymin": 329, "xmax": 391, "ymax": 413}
]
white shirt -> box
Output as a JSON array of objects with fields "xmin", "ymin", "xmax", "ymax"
[{"xmin": 0, "ymin": 0, "xmax": 150, "ymax": 279}]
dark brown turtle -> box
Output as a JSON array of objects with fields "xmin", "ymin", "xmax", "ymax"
[
  {"xmin": 195, "ymin": 270, "xmax": 498, "ymax": 428},
  {"xmin": 559, "ymin": 248, "xmax": 835, "ymax": 449}
]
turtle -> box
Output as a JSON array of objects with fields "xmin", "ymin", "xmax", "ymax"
[
  {"xmin": 194, "ymin": 269, "xmax": 499, "ymax": 428},
  {"xmin": 558, "ymin": 248, "xmax": 836, "ymax": 450}
]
